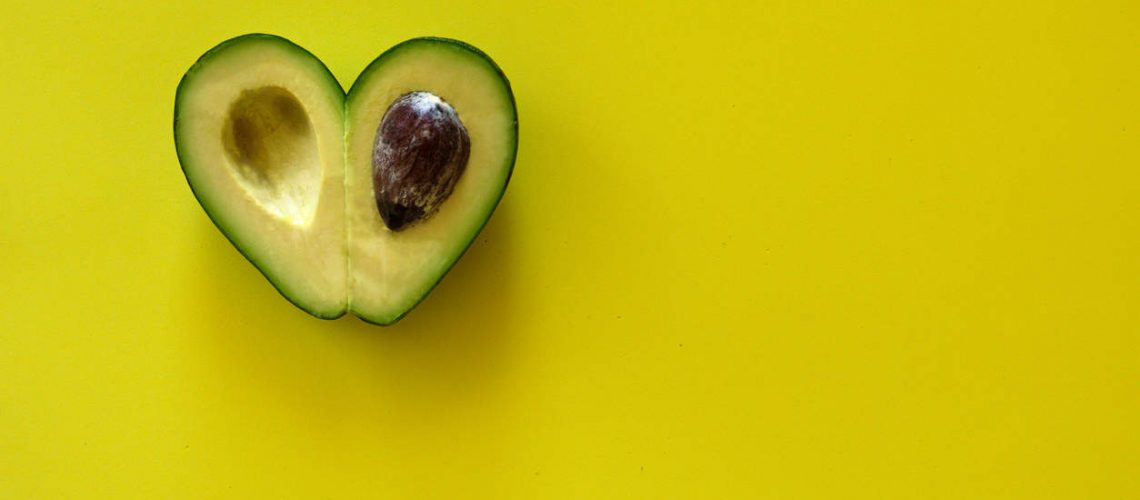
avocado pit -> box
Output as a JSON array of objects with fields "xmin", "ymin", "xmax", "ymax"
[{"xmin": 372, "ymin": 91, "xmax": 470, "ymax": 231}]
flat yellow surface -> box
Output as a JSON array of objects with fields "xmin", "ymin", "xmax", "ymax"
[{"xmin": 2, "ymin": 1, "xmax": 1137, "ymax": 497}]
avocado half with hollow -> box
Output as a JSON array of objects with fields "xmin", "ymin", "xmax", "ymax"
[{"xmin": 174, "ymin": 34, "xmax": 517, "ymax": 324}]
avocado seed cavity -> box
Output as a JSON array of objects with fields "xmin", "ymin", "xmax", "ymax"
[
  {"xmin": 372, "ymin": 91, "xmax": 471, "ymax": 231},
  {"xmin": 222, "ymin": 86, "xmax": 321, "ymax": 225}
]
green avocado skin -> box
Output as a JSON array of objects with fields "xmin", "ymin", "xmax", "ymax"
[{"xmin": 174, "ymin": 34, "xmax": 517, "ymax": 324}]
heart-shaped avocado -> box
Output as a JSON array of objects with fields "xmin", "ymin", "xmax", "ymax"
[{"xmin": 174, "ymin": 34, "xmax": 517, "ymax": 325}]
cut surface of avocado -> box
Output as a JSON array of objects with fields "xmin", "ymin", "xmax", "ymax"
[
  {"xmin": 175, "ymin": 35, "xmax": 515, "ymax": 324},
  {"xmin": 174, "ymin": 34, "xmax": 348, "ymax": 318},
  {"xmin": 346, "ymin": 38, "xmax": 518, "ymax": 325}
]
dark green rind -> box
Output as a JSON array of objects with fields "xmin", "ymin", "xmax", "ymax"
[
  {"xmin": 346, "ymin": 37, "xmax": 519, "ymax": 326},
  {"xmin": 174, "ymin": 33, "xmax": 348, "ymax": 320}
]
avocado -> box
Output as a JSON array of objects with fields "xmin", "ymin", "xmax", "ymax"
[
  {"xmin": 174, "ymin": 35, "xmax": 349, "ymax": 319},
  {"xmin": 174, "ymin": 35, "xmax": 517, "ymax": 324},
  {"xmin": 345, "ymin": 38, "xmax": 518, "ymax": 325}
]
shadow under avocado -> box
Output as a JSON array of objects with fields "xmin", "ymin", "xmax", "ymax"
[
  {"xmin": 185, "ymin": 201, "xmax": 517, "ymax": 419},
  {"xmin": 332, "ymin": 205, "xmax": 518, "ymax": 388}
]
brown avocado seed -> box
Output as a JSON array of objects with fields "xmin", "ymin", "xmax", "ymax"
[{"xmin": 371, "ymin": 91, "xmax": 471, "ymax": 231}]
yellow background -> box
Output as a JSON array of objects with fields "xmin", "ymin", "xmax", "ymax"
[{"xmin": 2, "ymin": 1, "xmax": 1138, "ymax": 497}]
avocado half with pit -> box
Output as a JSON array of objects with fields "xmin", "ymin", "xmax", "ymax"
[{"xmin": 174, "ymin": 34, "xmax": 517, "ymax": 324}]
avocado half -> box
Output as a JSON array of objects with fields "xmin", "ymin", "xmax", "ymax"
[{"xmin": 174, "ymin": 34, "xmax": 517, "ymax": 324}]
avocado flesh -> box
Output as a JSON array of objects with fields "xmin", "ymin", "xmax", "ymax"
[
  {"xmin": 174, "ymin": 35, "xmax": 348, "ymax": 318},
  {"xmin": 346, "ymin": 38, "xmax": 518, "ymax": 325}
]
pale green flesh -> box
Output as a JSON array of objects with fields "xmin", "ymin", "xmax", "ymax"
[{"xmin": 175, "ymin": 35, "xmax": 515, "ymax": 324}]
